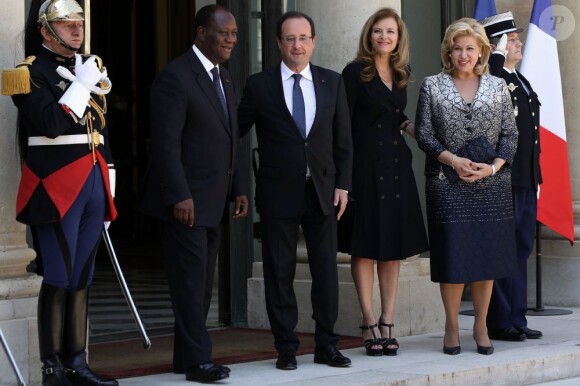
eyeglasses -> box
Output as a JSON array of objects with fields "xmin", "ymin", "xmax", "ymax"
[{"xmin": 280, "ymin": 35, "xmax": 313, "ymax": 45}]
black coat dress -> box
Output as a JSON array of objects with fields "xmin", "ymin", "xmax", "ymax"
[{"xmin": 339, "ymin": 61, "xmax": 428, "ymax": 260}]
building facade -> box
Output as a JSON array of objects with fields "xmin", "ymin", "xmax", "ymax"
[{"xmin": 1, "ymin": 1, "xmax": 578, "ymax": 384}]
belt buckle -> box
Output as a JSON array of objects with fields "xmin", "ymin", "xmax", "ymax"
[{"xmin": 92, "ymin": 132, "xmax": 101, "ymax": 146}]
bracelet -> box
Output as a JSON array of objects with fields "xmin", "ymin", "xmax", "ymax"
[
  {"xmin": 491, "ymin": 164, "xmax": 496, "ymax": 176},
  {"xmin": 451, "ymin": 155, "xmax": 456, "ymax": 170}
]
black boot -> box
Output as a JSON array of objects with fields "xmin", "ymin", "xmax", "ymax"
[
  {"xmin": 38, "ymin": 283, "xmax": 74, "ymax": 386},
  {"xmin": 63, "ymin": 287, "xmax": 119, "ymax": 386}
]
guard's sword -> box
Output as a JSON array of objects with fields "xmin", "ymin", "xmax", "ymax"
[
  {"xmin": 101, "ymin": 227, "xmax": 151, "ymax": 349},
  {"xmin": 0, "ymin": 328, "xmax": 26, "ymax": 386}
]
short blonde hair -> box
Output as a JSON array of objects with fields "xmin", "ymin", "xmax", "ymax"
[{"xmin": 441, "ymin": 17, "xmax": 490, "ymax": 76}]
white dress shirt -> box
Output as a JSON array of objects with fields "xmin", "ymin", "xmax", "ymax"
[
  {"xmin": 280, "ymin": 62, "xmax": 316, "ymax": 138},
  {"xmin": 193, "ymin": 44, "xmax": 225, "ymax": 95}
]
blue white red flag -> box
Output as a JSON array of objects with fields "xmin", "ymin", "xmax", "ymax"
[
  {"xmin": 521, "ymin": 0, "xmax": 574, "ymax": 244},
  {"xmin": 473, "ymin": 0, "xmax": 497, "ymax": 19}
]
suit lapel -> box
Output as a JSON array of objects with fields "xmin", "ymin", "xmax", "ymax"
[
  {"xmin": 443, "ymin": 72, "xmax": 475, "ymax": 114},
  {"xmin": 220, "ymin": 65, "xmax": 235, "ymax": 135},
  {"xmin": 368, "ymin": 75, "xmax": 404, "ymax": 111},
  {"xmin": 187, "ymin": 50, "xmax": 230, "ymax": 134},
  {"xmin": 272, "ymin": 64, "xmax": 304, "ymax": 138},
  {"xmin": 310, "ymin": 64, "xmax": 325, "ymax": 137}
]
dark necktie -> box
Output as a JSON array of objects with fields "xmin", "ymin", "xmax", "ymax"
[
  {"xmin": 210, "ymin": 67, "xmax": 229, "ymax": 119},
  {"xmin": 292, "ymin": 73, "xmax": 307, "ymax": 138},
  {"xmin": 515, "ymin": 72, "xmax": 530, "ymax": 95}
]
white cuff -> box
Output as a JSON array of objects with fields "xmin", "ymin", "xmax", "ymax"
[
  {"xmin": 108, "ymin": 167, "xmax": 116, "ymax": 198},
  {"xmin": 58, "ymin": 81, "xmax": 91, "ymax": 117}
]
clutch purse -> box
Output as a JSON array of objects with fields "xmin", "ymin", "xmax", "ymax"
[{"xmin": 441, "ymin": 135, "xmax": 497, "ymax": 183}]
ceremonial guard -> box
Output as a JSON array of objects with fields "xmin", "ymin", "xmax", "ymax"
[
  {"xmin": 479, "ymin": 12, "xmax": 543, "ymax": 342},
  {"xmin": 2, "ymin": 0, "xmax": 118, "ymax": 385}
]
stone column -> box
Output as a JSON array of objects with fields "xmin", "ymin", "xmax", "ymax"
[
  {"xmin": 0, "ymin": 1, "xmax": 42, "ymax": 385},
  {"xmin": 297, "ymin": 0, "xmax": 401, "ymax": 73}
]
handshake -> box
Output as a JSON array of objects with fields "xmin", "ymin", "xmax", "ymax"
[{"xmin": 58, "ymin": 54, "xmax": 112, "ymax": 117}]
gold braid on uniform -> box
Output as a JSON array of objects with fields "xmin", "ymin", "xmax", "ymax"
[
  {"xmin": 88, "ymin": 97, "xmax": 106, "ymax": 130},
  {"xmin": 1, "ymin": 56, "xmax": 36, "ymax": 95}
]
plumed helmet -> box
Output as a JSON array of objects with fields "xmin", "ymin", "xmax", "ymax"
[{"xmin": 38, "ymin": 0, "xmax": 84, "ymax": 24}]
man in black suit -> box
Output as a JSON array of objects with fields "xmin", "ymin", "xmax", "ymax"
[
  {"xmin": 239, "ymin": 11, "xmax": 353, "ymax": 370},
  {"xmin": 479, "ymin": 12, "xmax": 543, "ymax": 342},
  {"xmin": 140, "ymin": 5, "xmax": 248, "ymax": 383}
]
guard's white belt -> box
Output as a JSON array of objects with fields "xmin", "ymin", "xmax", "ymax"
[{"xmin": 28, "ymin": 134, "xmax": 104, "ymax": 146}]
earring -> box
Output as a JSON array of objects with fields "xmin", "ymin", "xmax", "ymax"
[{"xmin": 479, "ymin": 54, "xmax": 482, "ymax": 58}]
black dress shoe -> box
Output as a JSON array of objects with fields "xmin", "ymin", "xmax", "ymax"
[
  {"xmin": 276, "ymin": 352, "xmax": 297, "ymax": 370},
  {"xmin": 488, "ymin": 327, "xmax": 526, "ymax": 342},
  {"xmin": 516, "ymin": 326, "xmax": 543, "ymax": 339},
  {"xmin": 186, "ymin": 363, "xmax": 229, "ymax": 383},
  {"xmin": 215, "ymin": 364, "xmax": 231, "ymax": 373},
  {"xmin": 443, "ymin": 345, "xmax": 461, "ymax": 355},
  {"xmin": 476, "ymin": 343, "xmax": 494, "ymax": 355},
  {"xmin": 313, "ymin": 345, "xmax": 351, "ymax": 367},
  {"xmin": 178, "ymin": 364, "xmax": 230, "ymax": 375}
]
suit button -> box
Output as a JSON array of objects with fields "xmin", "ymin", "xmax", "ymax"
[
  {"xmin": 304, "ymin": 141, "xmax": 309, "ymax": 147},
  {"xmin": 378, "ymin": 141, "xmax": 383, "ymax": 146},
  {"xmin": 535, "ymin": 140, "xmax": 538, "ymax": 144},
  {"xmin": 395, "ymin": 109, "xmax": 400, "ymax": 112},
  {"xmin": 377, "ymin": 124, "xmax": 382, "ymax": 128},
  {"xmin": 529, "ymin": 98, "xmax": 532, "ymax": 103},
  {"xmin": 514, "ymin": 97, "xmax": 518, "ymax": 101},
  {"xmin": 379, "ymin": 176, "xmax": 384, "ymax": 181},
  {"xmin": 380, "ymin": 195, "xmax": 385, "ymax": 200},
  {"xmin": 394, "ymin": 158, "xmax": 399, "ymax": 163},
  {"xmin": 396, "ymin": 194, "xmax": 400, "ymax": 199},
  {"xmin": 394, "ymin": 175, "xmax": 399, "ymax": 181},
  {"xmin": 394, "ymin": 140, "xmax": 398, "ymax": 145},
  {"xmin": 535, "ymin": 125, "xmax": 538, "ymax": 130},
  {"xmin": 227, "ymin": 169, "xmax": 232, "ymax": 175},
  {"xmin": 532, "ymin": 112, "xmax": 535, "ymax": 116}
]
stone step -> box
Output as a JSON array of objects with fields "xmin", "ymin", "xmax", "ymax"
[{"xmin": 119, "ymin": 304, "xmax": 580, "ymax": 386}]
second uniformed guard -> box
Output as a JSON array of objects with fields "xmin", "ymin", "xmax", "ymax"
[
  {"xmin": 479, "ymin": 11, "xmax": 543, "ymax": 343},
  {"xmin": 2, "ymin": 0, "xmax": 118, "ymax": 385}
]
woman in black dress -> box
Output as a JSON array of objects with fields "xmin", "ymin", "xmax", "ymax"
[
  {"xmin": 415, "ymin": 18, "xmax": 518, "ymax": 356},
  {"xmin": 341, "ymin": 8, "xmax": 428, "ymax": 356}
]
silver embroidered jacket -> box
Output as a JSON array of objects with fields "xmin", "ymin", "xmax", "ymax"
[{"xmin": 415, "ymin": 72, "xmax": 518, "ymax": 178}]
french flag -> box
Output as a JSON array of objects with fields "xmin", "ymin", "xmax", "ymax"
[
  {"xmin": 473, "ymin": 0, "xmax": 496, "ymax": 20},
  {"xmin": 520, "ymin": 0, "xmax": 574, "ymax": 244}
]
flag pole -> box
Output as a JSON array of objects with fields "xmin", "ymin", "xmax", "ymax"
[{"xmin": 526, "ymin": 222, "xmax": 572, "ymax": 316}]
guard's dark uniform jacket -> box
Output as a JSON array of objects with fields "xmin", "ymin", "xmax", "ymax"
[
  {"xmin": 489, "ymin": 53, "xmax": 542, "ymax": 190},
  {"xmin": 11, "ymin": 47, "xmax": 116, "ymax": 224}
]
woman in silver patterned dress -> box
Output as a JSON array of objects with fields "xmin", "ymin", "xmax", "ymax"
[{"xmin": 415, "ymin": 18, "xmax": 518, "ymax": 356}]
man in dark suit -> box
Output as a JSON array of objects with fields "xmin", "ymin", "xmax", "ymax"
[
  {"xmin": 480, "ymin": 12, "xmax": 543, "ymax": 342},
  {"xmin": 140, "ymin": 4, "xmax": 248, "ymax": 383},
  {"xmin": 238, "ymin": 11, "xmax": 353, "ymax": 370}
]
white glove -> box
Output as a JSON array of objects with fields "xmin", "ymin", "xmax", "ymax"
[
  {"xmin": 494, "ymin": 34, "xmax": 508, "ymax": 56},
  {"xmin": 108, "ymin": 165, "xmax": 116, "ymax": 198},
  {"xmin": 58, "ymin": 55, "xmax": 107, "ymax": 117}
]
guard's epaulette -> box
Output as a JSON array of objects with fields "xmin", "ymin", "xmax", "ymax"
[{"xmin": 1, "ymin": 56, "xmax": 36, "ymax": 96}]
